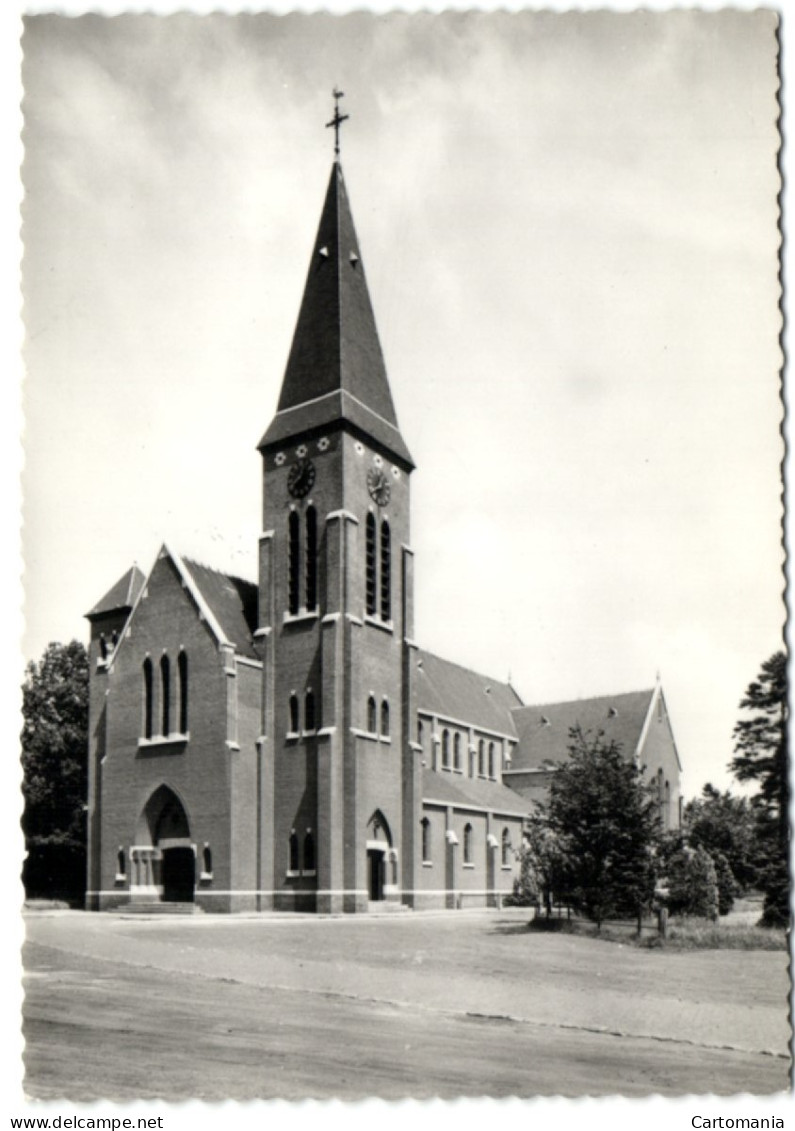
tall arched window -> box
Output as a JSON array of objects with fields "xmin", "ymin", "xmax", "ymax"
[
  {"xmin": 365, "ymin": 513, "xmax": 377, "ymax": 616},
  {"xmin": 178, "ymin": 651, "xmax": 188, "ymax": 734},
  {"xmin": 421, "ymin": 817, "xmax": 431, "ymax": 864},
  {"xmin": 478, "ymin": 739, "xmax": 485, "ymax": 777},
  {"xmin": 664, "ymin": 781, "xmax": 671, "ymax": 830},
  {"xmin": 367, "ymin": 695, "xmax": 377, "ymax": 734},
  {"xmin": 160, "ymin": 654, "xmax": 171, "ymax": 736},
  {"xmin": 116, "ymin": 848, "xmax": 126, "ymax": 878},
  {"xmin": 453, "ymin": 734, "xmax": 462, "ymax": 771},
  {"xmin": 142, "ymin": 658, "xmax": 154, "ymax": 740},
  {"xmin": 442, "ymin": 729, "xmax": 451, "ymax": 769},
  {"xmin": 464, "ymin": 823, "xmax": 473, "ymax": 864},
  {"xmin": 417, "ymin": 719, "xmax": 424, "ymax": 746},
  {"xmin": 305, "ymin": 689, "xmax": 316, "ymax": 731},
  {"xmin": 501, "ymin": 828, "xmax": 511, "ymax": 867},
  {"xmin": 289, "ymin": 693, "xmax": 299, "ymax": 734},
  {"xmin": 380, "ymin": 519, "xmax": 391, "ymax": 621},
  {"xmin": 202, "ymin": 845, "xmax": 213, "ymax": 875},
  {"xmin": 305, "ymin": 506, "xmax": 318, "ymax": 612},
  {"xmin": 289, "ymin": 831, "xmax": 299, "ymax": 873},
  {"xmin": 469, "ymin": 745, "xmax": 476, "ymax": 778},
  {"xmin": 303, "ymin": 831, "xmax": 315, "ymax": 873},
  {"xmin": 381, "ymin": 698, "xmax": 390, "ymax": 737},
  {"xmin": 288, "ymin": 510, "xmax": 300, "ymax": 615},
  {"xmin": 488, "ymin": 742, "xmax": 495, "ymax": 779}
]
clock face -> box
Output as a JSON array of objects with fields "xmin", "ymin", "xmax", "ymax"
[
  {"xmin": 287, "ymin": 457, "xmax": 316, "ymax": 499},
  {"xmin": 367, "ymin": 466, "xmax": 391, "ymax": 507}
]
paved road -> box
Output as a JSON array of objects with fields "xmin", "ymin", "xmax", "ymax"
[{"xmin": 23, "ymin": 910, "xmax": 791, "ymax": 1100}]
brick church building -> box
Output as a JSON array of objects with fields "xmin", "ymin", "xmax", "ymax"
[{"xmin": 85, "ymin": 144, "xmax": 682, "ymax": 914}]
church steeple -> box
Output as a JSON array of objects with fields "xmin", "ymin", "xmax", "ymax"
[{"xmin": 258, "ymin": 158, "xmax": 413, "ymax": 468}]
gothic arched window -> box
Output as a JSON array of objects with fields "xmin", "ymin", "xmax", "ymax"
[
  {"xmin": 464, "ymin": 823, "xmax": 473, "ymax": 865},
  {"xmin": 289, "ymin": 831, "xmax": 299, "ymax": 873},
  {"xmin": 367, "ymin": 695, "xmax": 377, "ymax": 734},
  {"xmin": 478, "ymin": 739, "xmax": 485, "ymax": 777},
  {"xmin": 303, "ymin": 832, "xmax": 315, "ymax": 873},
  {"xmin": 442, "ymin": 729, "xmax": 451, "ymax": 769},
  {"xmin": 454, "ymin": 733, "xmax": 462, "ymax": 771},
  {"xmin": 160, "ymin": 654, "xmax": 171, "ymax": 736},
  {"xmin": 365, "ymin": 512, "xmax": 377, "ymax": 616},
  {"xmin": 501, "ymin": 828, "xmax": 511, "ymax": 867},
  {"xmin": 488, "ymin": 742, "xmax": 495, "ymax": 779},
  {"xmin": 421, "ymin": 817, "xmax": 431, "ymax": 864},
  {"xmin": 142, "ymin": 658, "xmax": 154, "ymax": 740},
  {"xmin": 469, "ymin": 744, "xmax": 476, "ymax": 778},
  {"xmin": 202, "ymin": 845, "xmax": 213, "ymax": 875},
  {"xmin": 288, "ymin": 510, "xmax": 301, "ymax": 615},
  {"xmin": 380, "ymin": 519, "xmax": 391, "ymax": 621},
  {"xmin": 381, "ymin": 698, "xmax": 390, "ymax": 737},
  {"xmin": 289, "ymin": 693, "xmax": 299, "ymax": 734},
  {"xmin": 305, "ymin": 505, "xmax": 318, "ymax": 612},
  {"xmin": 178, "ymin": 651, "xmax": 188, "ymax": 734},
  {"xmin": 305, "ymin": 689, "xmax": 316, "ymax": 732}
]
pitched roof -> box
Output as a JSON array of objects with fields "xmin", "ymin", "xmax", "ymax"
[
  {"xmin": 181, "ymin": 557, "xmax": 259, "ymax": 660},
  {"xmin": 422, "ymin": 767, "xmax": 530, "ymax": 819},
  {"xmin": 415, "ymin": 649, "xmax": 523, "ymax": 737},
  {"xmin": 258, "ymin": 162, "xmax": 413, "ymax": 468},
  {"xmin": 510, "ymin": 689, "xmax": 656, "ymax": 772},
  {"xmin": 86, "ymin": 564, "xmax": 146, "ymax": 618}
]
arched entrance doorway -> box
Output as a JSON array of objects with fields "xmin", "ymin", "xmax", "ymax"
[
  {"xmin": 365, "ymin": 810, "xmax": 398, "ymax": 904},
  {"xmin": 132, "ymin": 785, "xmax": 195, "ymax": 904}
]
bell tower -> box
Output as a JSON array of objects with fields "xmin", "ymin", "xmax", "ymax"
[{"xmin": 255, "ymin": 105, "xmax": 419, "ymax": 913}]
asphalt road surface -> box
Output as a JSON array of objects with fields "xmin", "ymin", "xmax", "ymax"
[{"xmin": 23, "ymin": 909, "xmax": 791, "ymax": 1100}]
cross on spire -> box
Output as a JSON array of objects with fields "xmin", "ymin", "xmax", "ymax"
[{"xmin": 326, "ymin": 87, "xmax": 349, "ymax": 159}]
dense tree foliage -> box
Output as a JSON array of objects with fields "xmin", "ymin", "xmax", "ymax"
[
  {"xmin": 542, "ymin": 727, "xmax": 659, "ymax": 928},
  {"xmin": 21, "ymin": 640, "xmax": 89, "ymax": 903},
  {"xmin": 683, "ymin": 784, "xmax": 759, "ymax": 892},
  {"xmin": 666, "ymin": 845, "xmax": 720, "ymax": 920},
  {"xmin": 730, "ymin": 651, "xmax": 789, "ymax": 927}
]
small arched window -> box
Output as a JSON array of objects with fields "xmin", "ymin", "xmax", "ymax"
[
  {"xmin": 421, "ymin": 817, "xmax": 431, "ymax": 864},
  {"xmin": 305, "ymin": 690, "xmax": 316, "ymax": 731},
  {"xmin": 381, "ymin": 699, "xmax": 390, "ymax": 737},
  {"xmin": 303, "ymin": 831, "xmax": 315, "ymax": 873},
  {"xmin": 305, "ymin": 505, "xmax": 318, "ymax": 612},
  {"xmin": 464, "ymin": 823, "xmax": 473, "ymax": 864},
  {"xmin": 142, "ymin": 658, "xmax": 154, "ymax": 740},
  {"xmin": 365, "ymin": 512, "xmax": 377, "ymax": 616},
  {"xmin": 664, "ymin": 781, "xmax": 671, "ymax": 830},
  {"xmin": 288, "ymin": 510, "xmax": 301, "ymax": 615},
  {"xmin": 488, "ymin": 742, "xmax": 495, "ymax": 779},
  {"xmin": 442, "ymin": 729, "xmax": 451, "ymax": 769},
  {"xmin": 202, "ymin": 845, "xmax": 213, "ymax": 875},
  {"xmin": 160, "ymin": 654, "xmax": 171, "ymax": 736},
  {"xmin": 453, "ymin": 733, "xmax": 462, "ymax": 771},
  {"xmin": 289, "ymin": 693, "xmax": 299, "ymax": 734},
  {"xmin": 178, "ymin": 651, "xmax": 188, "ymax": 734},
  {"xmin": 116, "ymin": 848, "xmax": 126, "ymax": 878},
  {"xmin": 367, "ymin": 695, "xmax": 377, "ymax": 734},
  {"xmin": 380, "ymin": 519, "xmax": 391, "ymax": 621},
  {"xmin": 289, "ymin": 831, "xmax": 299, "ymax": 873},
  {"xmin": 478, "ymin": 739, "xmax": 485, "ymax": 777},
  {"xmin": 502, "ymin": 828, "xmax": 511, "ymax": 867}
]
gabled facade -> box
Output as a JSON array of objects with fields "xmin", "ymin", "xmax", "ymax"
[{"xmin": 85, "ymin": 149, "xmax": 681, "ymax": 914}]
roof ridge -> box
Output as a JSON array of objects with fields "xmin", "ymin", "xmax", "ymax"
[
  {"xmin": 418, "ymin": 646, "xmax": 516, "ymax": 692},
  {"xmin": 515, "ymin": 687, "xmax": 655, "ymax": 712},
  {"xmin": 180, "ymin": 554, "xmax": 256, "ymax": 588}
]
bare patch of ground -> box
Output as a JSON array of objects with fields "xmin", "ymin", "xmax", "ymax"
[{"xmin": 22, "ymin": 910, "xmax": 791, "ymax": 1100}]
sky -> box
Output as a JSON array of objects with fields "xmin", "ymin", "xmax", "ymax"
[{"xmin": 18, "ymin": 9, "xmax": 783, "ymax": 806}]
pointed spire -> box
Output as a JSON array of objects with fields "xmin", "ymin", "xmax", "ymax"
[{"xmin": 259, "ymin": 161, "xmax": 413, "ymax": 468}]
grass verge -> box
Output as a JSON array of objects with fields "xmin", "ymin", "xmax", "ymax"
[{"xmin": 527, "ymin": 914, "xmax": 787, "ymax": 950}]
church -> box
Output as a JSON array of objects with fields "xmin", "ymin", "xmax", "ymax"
[{"xmin": 85, "ymin": 115, "xmax": 682, "ymax": 914}]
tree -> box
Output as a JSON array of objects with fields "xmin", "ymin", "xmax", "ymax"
[
  {"xmin": 730, "ymin": 651, "xmax": 789, "ymax": 927},
  {"xmin": 544, "ymin": 727, "xmax": 659, "ymax": 929},
  {"xmin": 666, "ymin": 845, "xmax": 720, "ymax": 920},
  {"xmin": 510, "ymin": 815, "xmax": 570, "ymax": 913},
  {"xmin": 684, "ymin": 783, "xmax": 759, "ymax": 892},
  {"xmin": 711, "ymin": 851, "xmax": 739, "ymax": 916},
  {"xmin": 21, "ymin": 640, "xmax": 89, "ymax": 904}
]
